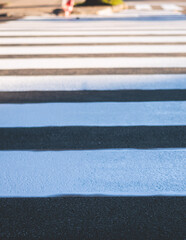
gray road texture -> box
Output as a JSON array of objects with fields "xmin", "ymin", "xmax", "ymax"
[{"xmin": 0, "ymin": 197, "xmax": 185, "ymax": 240}]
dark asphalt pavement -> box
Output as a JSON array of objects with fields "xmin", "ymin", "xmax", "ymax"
[
  {"xmin": 1, "ymin": 89, "xmax": 186, "ymax": 103},
  {"xmin": 0, "ymin": 68, "xmax": 186, "ymax": 76},
  {"xmin": 0, "ymin": 197, "xmax": 185, "ymax": 240},
  {"xmin": 1, "ymin": 126, "xmax": 186, "ymax": 150}
]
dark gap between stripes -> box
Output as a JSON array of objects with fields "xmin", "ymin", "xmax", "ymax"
[
  {"xmin": 1, "ymin": 90, "xmax": 186, "ymax": 103},
  {"xmin": 0, "ymin": 29, "xmax": 186, "ymax": 31},
  {"xmin": 1, "ymin": 34, "xmax": 186, "ymax": 38},
  {"xmin": 0, "ymin": 68, "xmax": 186, "ymax": 76},
  {"xmin": 0, "ymin": 126, "xmax": 185, "ymax": 150},
  {"xmin": 1, "ymin": 53, "xmax": 186, "ymax": 58},
  {"xmin": 1, "ymin": 42, "xmax": 186, "ymax": 46}
]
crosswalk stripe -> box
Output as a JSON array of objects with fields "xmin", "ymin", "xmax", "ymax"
[
  {"xmin": 1, "ymin": 150, "xmax": 185, "ymax": 197},
  {"xmin": 116, "ymin": 11, "xmax": 183, "ymax": 17},
  {"xmin": 2, "ymin": 20, "xmax": 186, "ymax": 24},
  {"xmin": 135, "ymin": 4, "xmax": 152, "ymax": 11},
  {"xmin": 1, "ymin": 36, "xmax": 186, "ymax": 44},
  {"xmin": 0, "ymin": 30, "xmax": 186, "ymax": 36},
  {"xmin": 1, "ymin": 17, "xmax": 186, "ymax": 24},
  {"xmin": 0, "ymin": 57, "xmax": 185, "ymax": 69},
  {"xmin": 126, "ymin": 3, "xmax": 185, "ymax": 13},
  {"xmin": 1, "ymin": 75, "xmax": 186, "ymax": 91},
  {"xmin": 1, "ymin": 102, "xmax": 186, "ymax": 127},
  {"xmin": 1, "ymin": 45, "xmax": 186, "ymax": 55},
  {"xmin": 1, "ymin": 27, "xmax": 186, "ymax": 31},
  {"xmin": 161, "ymin": 4, "xmax": 183, "ymax": 11}
]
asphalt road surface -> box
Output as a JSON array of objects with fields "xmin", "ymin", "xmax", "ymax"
[
  {"xmin": 0, "ymin": 3, "xmax": 186, "ymax": 240},
  {"xmin": 1, "ymin": 197, "xmax": 185, "ymax": 240}
]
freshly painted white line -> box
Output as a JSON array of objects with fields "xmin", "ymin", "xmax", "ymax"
[
  {"xmin": 0, "ymin": 57, "xmax": 186, "ymax": 69},
  {"xmin": 0, "ymin": 30, "xmax": 186, "ymax": 36},
  {"xmin": 0, "ymin": 102, "xmax": 186, "ymax": 127},
  {"xmin": 1, "ymin": 150, "xmax": 185, "ymax": 197},
  {"xmin": 1, "ymin": 45, "xmax": 186, "ymax": 55},
  {"xmin": 1, "ymin": 36, "xmax": 186, "ymax": 44},
  {"xmin": 161, "ymin": 4, "xmax": 183, "ymax": 11},
  {"xmin": 135, "ymin": 4, "xmax": 152, "ymax": 10},
  {"xmin": 1, "ymin": 75, "xmax": 186, "ymax": 91}
]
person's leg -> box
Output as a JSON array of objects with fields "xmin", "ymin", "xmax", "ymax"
[{"xmin": 62, "ymin": 0, "xmax": 74, "ymax": 16}]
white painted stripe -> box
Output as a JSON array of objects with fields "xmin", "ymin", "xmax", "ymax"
[
  {"xmin": 161, "ymin": 4, "xmax": 183, "ymax": 11},
  {"xmin": 1, "ymin": 150, "xmax": 185, "ymax": 197},
  {"xmin": 1, "ymin": 18, "xmax": 186, "ymax": 25},
  {"xmin": 0, "ymin": 57, "xmax": 185, "ymax": 69},
  {"xmin": 0, "ymin": 26, "xmax": 186, "ymax": 32},
  {"xmin": 114, "ymin": 11, "xmax": 182, "ymax": 16},
  {"xmin": 1, "ymin": 17, "xmax": 186, "ymax": 24},
  {"xmin": 1, "ymin": 75, "xmax": 186, "ymax": 91},
  {"xmin": 2, "ymin": 17, "xmax": 186, "ymax": 24},
  {"xmin": 0, "ymin": 26, "xmax": 186, "ymax": 31},
  {"xmin": 1, "ymin": 36, "xmax": 186, "ymax": 44},
  {"xmin": 1, "ymin": 45, "xmax": 186, "ymax": 55},
  {"xmin": 0, "ymin": 102, "xmax": 185, "ymax": 127},
  {"xmin": 0, "ymin": 30, "xmax": 186, "ymax": 36},
  {"xmin": 135, "ymin": 4, "xmax": 152, "ymax": 10}
]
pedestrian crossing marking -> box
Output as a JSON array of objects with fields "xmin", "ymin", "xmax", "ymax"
[
  {"xmin": 1, "ymin": 45, "xmax": 186, "ymax": 55},
  {"xmin": 0, "ymin": 13, "xmax": 186, "ymax": 198},
  {"xmin": 135, "ymin": 4, "xmax": 152, "ymax": 11},
  {"xmin": 1, "ymin": 30, "xmax": 186, "ymax": 36},
  {"xmin": 1, "ymin": 150, "xmax": 185, "ymax": 197},
  {"xmin": 124, "ymin": 3, "xmax": 186, "ymax": 16},
  {"xmin": 161, "ymin": 4, "xmax": 183, "ymax": 11},
  {"xmin": 1, "ymin": 75, "xmax": 186, "ymax": 91},
  {"xmin": 1, "ymin": 101, "xmax": 186, "ymax": 127},
  {"xmin": 0, "ymin": 7, "xmax": 186, "ymax": 239},
  {"xmin": 1, "ymin": 36, "xmax": 186, "ymax": 44},
  {"xmin": 1, "ymin": 57, "xmax": 186, "ymax": 69}
]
